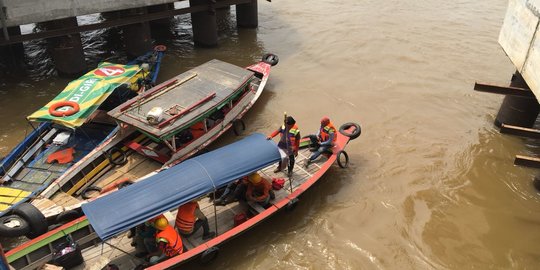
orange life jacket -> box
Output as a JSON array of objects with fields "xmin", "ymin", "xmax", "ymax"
[
  {"xmin": 155, "ymin": 225, "xmax": 183, "ymax": 257},
  {"xmin": 175, "ymin": 202, "xmax": 198, "ymax": 234},
  {"xmin": 319, "ymin": 122, "xmax": 337, "ymax": 143},
  {"xmin": 276, "ymin": 124, "xmax": 300, "ymax": 152}
]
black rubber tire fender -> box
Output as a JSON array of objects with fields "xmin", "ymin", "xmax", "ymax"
[
  {"xmin": 117, "ymin": 180, "xmax": 134, "ymax": 189},
  {"xmin": 285, "ymin": 197, "xmax": 299, "ymax": 211},
  {"xmin": 262, "ymin": 53, "xmax": 279, "ymax": 66},
  {"xmin": 232, "ymin": 119, "xmax": 245, "ymax": 136},
  {"xmin": 81, "ymin": 186, "xmax": 103, "ymax": 200},
  {"xmin": 55, "ymin": 209, "xmax": 82, "ymax": 225},
  {"xmin": 337, "ymin": 150, "xmax": 349, "ymax": 168},
  {"xmin": 0, "ymin": 214, "xmax": 30, "ymax": 237},
  {"xmin": 338, "ymin": 122, "xmax": 361, "ymax": 140},
  {"xmin": 13, "ymin": 203, "xmax": 48, "ymax": 239},
  {"xmin": 200, "ymin": 246, "xmax": 219, "ymax": 264},
  {"xmin": 107, "ymin": 147, "xmax": 128, "ymax": 166}
]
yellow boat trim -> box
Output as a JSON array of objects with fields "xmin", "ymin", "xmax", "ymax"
[
  {"xmin": 66, "ymin": 134, "xmax": 147, "ymax": 195},
  {"xmin": 0, "ymin": 188, "xmax": 32, "ymax": 211}
]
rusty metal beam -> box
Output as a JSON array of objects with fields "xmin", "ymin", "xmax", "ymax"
[
  {"xmin": 500, "ymin": 123, "xmax": 540, "ymax": 138},
  {"xmin": 515, "ymin": 155, "xmax": 540, "ymax": 168},
  {"xmin": 0, "ymin": 0, "xmax": 250, "ymax": 46},
  {"xmin": 473, "ymin": 82, "xmax": 534, "ymax": 97}
]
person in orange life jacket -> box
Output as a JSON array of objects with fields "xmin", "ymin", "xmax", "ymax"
[
  {"xmin": 305, "ymin": 117, "xmax": 337, "ymax": 167},
  {"xmin": 131, "ymin": 220, "xmax": 158, "ymax": 258},
  {"xmin": 214, "ymin": 176, "xmax": 249, "ymax": 206},
  {"xmin": 267, "ymin": 116, "xmax": 300, "ymax": 176},
  {"xmin": 175, "ymin": 200, "xmax": 216, "ymax": 240},
  {"xmin": 146, "ymin": 216, "xmax": 184, "ymax": 264},
  {"xmin": 245, "ymin": 173, "xmax": 275, "ymax": 208}
]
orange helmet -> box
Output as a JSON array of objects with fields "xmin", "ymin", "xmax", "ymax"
[
  {"xmin": 320, "ymin": 117, "xmax": 330, "ymax": 126},
  {"xmin": 154, "ymin": 217, "xmax": 169, "ymax": 230}
]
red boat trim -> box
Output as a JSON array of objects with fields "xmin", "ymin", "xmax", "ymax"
[
  {"xmin": 6, "ymin": 216, "xmax": 88, "ymax": 256},
  {"xmin": 152, "ymin": 127, "xmax": 353, "ymax": 269},
  {"xmin": 150, "ymin": 205, "xmax": 279, "ymax": 269},
  {"xmin": 119, "ymin": 77, "xmax": 179, "ymax": 112},
  {"xmin": 157, "ymin": 92, "xmax": 216, "ymax": 128}
]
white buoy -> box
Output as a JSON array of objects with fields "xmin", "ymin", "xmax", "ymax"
[{"xmin": 146, "ymin": 107, "xmax": 164, "ymax": 125}]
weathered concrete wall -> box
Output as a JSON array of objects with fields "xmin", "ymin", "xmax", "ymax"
[
  {"xmin": 499, "ymin": 0, "xmax": 540, "ymax": 101},
  {"xmin": 1, "ymin": 0, "xmax": 180, "ymax": 27}
]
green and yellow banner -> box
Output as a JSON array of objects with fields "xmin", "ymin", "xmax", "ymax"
[{"xmin": 27, "ymin": 62, "xmax": 143, "ymax": 128}]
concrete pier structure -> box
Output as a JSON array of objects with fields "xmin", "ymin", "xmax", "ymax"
[
  {"xmin": 0, "ymin": 0, "xmax": 263, "ymax": 73},
  {"xmin": 103, "ymin": 8, "xmax": 153, "ymax": 58},
  {"xmin": 41, "ymin": 17, "xmax": 87, "ymax": 76},
  {"xmin": 494, "ymin": 72, "xmax": 539, "ymax": 128},
  {"xmin": 236, "ymin": 0, "xmax": 258, "ymax": 28},
  {"xmin": 0, "ymin": 26, "xmax": 24, "ymax": 68},
  {"xmin": 189, "ymin": 0, "xmax": 218, "ymax": 47},
  {"xmin": 148, "ymin": 3, "xmax": 175, "ymax": 27},
  {"xmin": 477, "ymin": 0, "xmax": 540, "ymax": 188}
]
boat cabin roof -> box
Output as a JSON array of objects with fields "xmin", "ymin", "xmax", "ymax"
[
  {"xmin": 82, "ymin": 133, "xmax": 281, "ymax": 240},
  {"xmin": 26, "ymin": 62, "xmax": 144, "ymax": 129},
  {"xmin": 108, "ymin": 59, "xmax": 254, "ymax": 140}
]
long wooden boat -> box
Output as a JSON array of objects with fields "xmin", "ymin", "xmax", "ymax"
[
  {"xmin": 0, "ymin": 47, "xmax": 166, "ymax": 239},
  {"xmin": 5, "ymin": 123, "xmax": 360, "ymax": 270},
  {"xmin": 7, "ymin": 55, "xmax": 279, "ymax": 239}
]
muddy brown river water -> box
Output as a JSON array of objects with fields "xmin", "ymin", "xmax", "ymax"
[{"xmin": 1, "ymin": 0, "xmax": 540, "ymax": 269}]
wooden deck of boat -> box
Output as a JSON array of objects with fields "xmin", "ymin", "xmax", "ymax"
[
  {"xmin": 70, "ymin": 148, "xmax": 328, "ymax": 269},
  {"xmin": 34, "ymin": 151, "xmax": 162, "ymax": 221},
  {"xmin": 110, "ymin": 59, "xmax": 254, "ymax": 138}
]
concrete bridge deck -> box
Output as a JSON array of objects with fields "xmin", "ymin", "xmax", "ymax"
[
  {"xmin": 0, "ymin": 0, "xmax": 262, "ymax": 75},
  {"xmin": 1, "ymin": 0, "xmax": 177, "ymax": 27}
]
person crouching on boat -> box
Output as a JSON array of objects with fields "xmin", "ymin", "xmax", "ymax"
[
  {"xmin": 304, "ymin": 116, "xmax": 336, "ymax": 168},
  {"xmin": 245, "ymin": 173, "xmax": 275, "ymax": 208},
  {"xmin": 214, "ymin": 176, "xmax": 249, "ymax": 206},
  {"xmin": 146, "ymin": 216, "xmax": 184, "ymax": 264},
  {"xmin": 267, "ymin": 116, "xmax": 300, "ymax": 176},
  {"xmin": 175, "ymin": 200, "xmax": 216, "ymax": 240}
]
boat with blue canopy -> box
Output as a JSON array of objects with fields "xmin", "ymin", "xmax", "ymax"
[
  {"xmin": 5, "ymin": 121, "xmax": 360, "ymax": 269},
  {"xmin": 0, "ymin": 54, "xmax": 278, "ymax": 241}
]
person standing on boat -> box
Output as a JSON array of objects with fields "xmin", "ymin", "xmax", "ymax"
[
  {"xmin": 175, "ymin": 200, "xmax": 216, "ymax": 240},
  {"xmin": 305, "ymin": 116, "xmax": 337, "ymax": 167},
  {"xmin": 147, "ymin": 216, "xmax": 184, "ymax": 264},
  {"xmin": 246, "ymin": 173, "xmax": 274, "ymax": 207},
  {"xmin": 267, "ymin": 115, "xmax": 300, "ymax": 176}
]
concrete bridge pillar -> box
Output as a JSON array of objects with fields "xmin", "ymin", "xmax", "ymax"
[
  {"xmin": 148, "ymin": 3, "xmax": 175, "ymax": 27},
  {"xmin": 121, "ymin": 8, "xmax": 153, "ymax": 59},
  {"xmin": 41, "ymin": 17, "xmax": 87, "ymax": 76},
  {"xmin": 148, "ymin": 4, "xmax": 175, "ymax": 39},
  {"xmin": 236, "ymin": 0, "xmax": 258, "ymax": 28},
  {"xmin": 216, "ymin": 6, "xmax": 232, "ymax": 32},
  {"xmin": 189, "ymin": 0, "xmax": 218, "ymax": 47},
  {"xmin": 0, "ymin": 26, "xmax": 25, "ymax": 68},
  {"xmin": 494, "ymin": 71, "xmax": 540, "ymax": 128}
]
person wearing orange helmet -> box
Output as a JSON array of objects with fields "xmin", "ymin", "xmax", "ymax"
[
  {"xmin": 146, "ymin": 216, "xmax": 184, "ymax": 264},
  {"xmin": 267, "ymin": 115, "xmax": 300, "ymax": 176},
  {"xmin": 305, "ymin": 116, "xmax": 337, "ymax": 167},
  {"xmin": 245, "ymin": 173, "xmax": 274, "ymax": 208}
]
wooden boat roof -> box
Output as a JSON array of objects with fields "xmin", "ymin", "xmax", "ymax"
[{"xmin": 108, "ymin": 59, "xmax": 254, "ymax": 139}]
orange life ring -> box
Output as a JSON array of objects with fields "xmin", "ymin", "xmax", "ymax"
[
  {"xmin": 48, "ymin": 101, "xmax": 80, "ymax": 117},
  {"xmin": 154, "ymin": 45, "xmax": 167, "ymax": 52}
]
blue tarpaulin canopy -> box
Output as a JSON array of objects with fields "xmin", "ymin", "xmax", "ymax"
[{"xmin": 82, "ymin": 133, "xmax": 281, "ymax": 240}]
